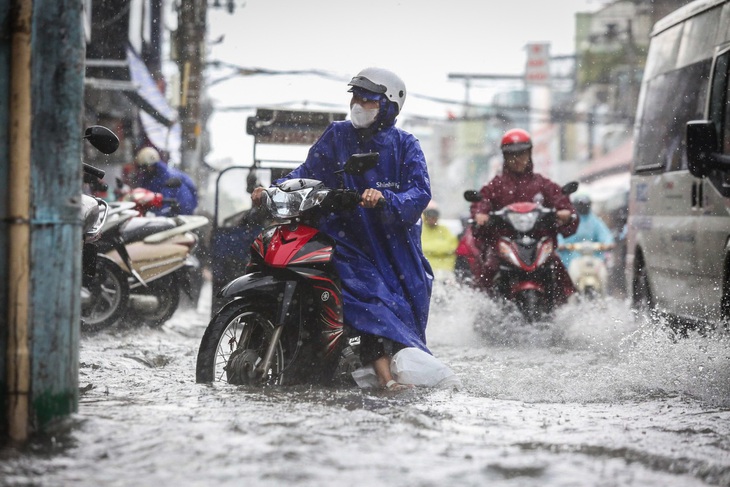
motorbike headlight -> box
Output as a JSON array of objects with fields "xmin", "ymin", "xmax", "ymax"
[
  {"xmin": 267, "ymin": 187, "xmax": 312, "ymax": 218},
  {"xmin": 300, "ymin": 189, "xmax": 329, "ymax": 212},
  {"xmin": 535, "ymin": 239, "xmax": 554, "ymax": 267},
  {"xmin": 505, "ymin": 211, "xmax": 539, "ymax": 233}
]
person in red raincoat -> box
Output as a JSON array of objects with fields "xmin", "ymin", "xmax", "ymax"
[{"xmin": 470, "ymin": 128, "xmax": 578, "ymax": 304}]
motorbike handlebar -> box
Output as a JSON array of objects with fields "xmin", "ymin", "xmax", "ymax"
[
  {"xmin": 321, "ymin": 189, "xmax": 361, "ymax": 211},
  {"xmin": 83, "ymin": 162, "xmax": 106, "ymax": 180}
]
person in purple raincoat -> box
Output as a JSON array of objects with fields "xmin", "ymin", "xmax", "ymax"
[{"xmin": 253, "ymin": 67, "xmax": 433, "ymax": 392}]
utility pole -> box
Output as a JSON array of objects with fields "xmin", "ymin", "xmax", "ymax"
[
  {"xmin": 2, "ymin": 0, "xmax": 85, "ymax": 441},
  {"xmin": 176, "ymin": 0, "xmax": 207, "ymax": 185}
]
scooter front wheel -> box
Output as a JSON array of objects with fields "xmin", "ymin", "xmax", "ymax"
[
  {"xmin": 196, "ymin": 300, "xmax": 284, "ymax": 385},
  {"xmin": 81, "ymin": 256, "xmax": 130, "ymax": 332},
  {"xmin": 130, "ymin": 274, "xmax": 180, "ymax": 328}
]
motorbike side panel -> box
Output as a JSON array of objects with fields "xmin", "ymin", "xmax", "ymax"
[
  {"xmin": 253, "ymin": 224, "xmax": 335, "ymax": 267},
  {"xmin": 107, "ymin": 241, "xmax": 188, "ymax": 282}
]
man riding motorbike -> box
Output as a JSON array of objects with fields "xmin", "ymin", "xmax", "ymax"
[
  {"xmin": 557, "ymin": 194, "xmax": 614, "ymax": 269},
  {"xmin": 558, "ymin": 194, "xmax": 615, "ymax": 296},
  {"xmin": 128, "ymin": 147, "xmax": 199, "ymax": 216},
  {"xmin": 471, "ymin": 128, "xmax": 578, "ymax": 306},
  {"xmin": 252, "ymin": 67, "xmax": 434, "ymax": 392}
]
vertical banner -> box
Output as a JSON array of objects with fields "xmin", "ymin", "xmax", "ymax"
[
  {"xmin": 525, "ymin": 42, "xmax": 551, "ymax": 85},
  {"xmin": 525, "ymin": 43, "xmax": 554, "ymax": 178}
]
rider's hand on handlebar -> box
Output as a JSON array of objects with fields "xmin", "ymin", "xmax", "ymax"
[
  {"xmin": 474, "ymin": 213, "xmax": 490, "ymax": 226},
  {"xmin": 360, "ymin": 188, "xmax": 384, "ymax": 209},
  {"xmin": 556, "ymin": 209, "xmax": 573, "ymax": 226},
  {"xmin": 251, "ymin": 186, "xmax": 266, "ymax": 207}
]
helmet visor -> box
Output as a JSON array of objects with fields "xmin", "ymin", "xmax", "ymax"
[
  {"xmin": 501, "ymin": 142, "xmax": 532, "ymax": 154},
  {"xmin": 348, "ymin": 76, "xmax": 387, "ymax": 94},
  {"xmin": 348, "ymin": 86, "xmax": 382, "ymax": 102}
]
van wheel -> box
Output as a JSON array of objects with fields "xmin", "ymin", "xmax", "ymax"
[
  {"xmin": 632, "ymin": 255, "xmax": 655, "ymax": 315},
  {"xmin": 721, "ymin": 267, "xmax": 730, "ymax": 326}
]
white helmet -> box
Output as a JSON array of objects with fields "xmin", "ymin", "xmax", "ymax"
[
  {"xmin": 135, "ymin": 147, "xmax": 160, "ymax": 165},
  {"xmin": 348, "ymin": 67, "xmax": 406, "ymax": 112}
]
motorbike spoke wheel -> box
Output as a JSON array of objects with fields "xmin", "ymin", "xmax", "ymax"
[
  {"xmin": 81, "ymin": 257, "xmax": 130, "ymax": 332},
  {"xmin": 196, "ymin": 302, "xmax": 284, "ymax": 385}
]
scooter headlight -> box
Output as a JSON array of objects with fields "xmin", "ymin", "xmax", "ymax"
[{"xmin": 505, "ymin": 211, "xmax": 539, "ymax": 233}]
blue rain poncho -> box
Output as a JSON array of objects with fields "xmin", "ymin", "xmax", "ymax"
[
  {"xmin": 276, "ymin": 120, "xmax": 433, "ymax": 352},
  {"xmin": 136, "ymin": 161, "xmax": 199, "ymax": 215},
  {"xmin": 557, "ymin": 212, "xmax": 615, "ymax": 269}
]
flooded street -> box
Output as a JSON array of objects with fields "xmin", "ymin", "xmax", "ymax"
[{"xmin": 3, "ymin": 280, "xmax": 730, "ymax": 487}]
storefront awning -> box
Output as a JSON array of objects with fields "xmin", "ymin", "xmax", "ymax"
[{"xmin": 85, "ymin": 47, "xmax": 181, "ymax": 164}]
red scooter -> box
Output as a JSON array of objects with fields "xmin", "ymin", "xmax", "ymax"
[
  {"xmin": 195, "ymin": 153, "xmax": 378, "ymax": 386},
  {"xmin": 463, "ymin": 182, "xmax": 578, "ymax": 322}
]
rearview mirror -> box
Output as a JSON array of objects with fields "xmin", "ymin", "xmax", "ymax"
[
  {"xmin": 84, "ymin": 125, "xmax": 119, "ymax": 154},
  {"xmin": 463, "ymin": 190, "xmax": 482, "ymax": 202},
  {"xmin": 561, "ymin": 181, "xmax": 579, "ymax": 195},
  {"xmin": 343, "ymin": 152, "xmax": 379, "ymax": 175}
]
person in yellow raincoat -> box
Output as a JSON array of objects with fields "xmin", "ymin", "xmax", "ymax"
[{"xmin": 421, "ymin": 205, "xmax": 459, "ymax": 280}]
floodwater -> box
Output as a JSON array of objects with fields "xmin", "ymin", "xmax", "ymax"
[{"xmin": 2, "ymin": 280, "xmax": 730, "ymax": 487}]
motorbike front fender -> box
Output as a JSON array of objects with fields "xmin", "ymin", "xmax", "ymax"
[
  {"xmin": 219, "ymin": 272, "xmax": 291, "ymax": 300},
  {"xmin": 510, "ymin": 280, "xmax": 545, "ymax": 296}
]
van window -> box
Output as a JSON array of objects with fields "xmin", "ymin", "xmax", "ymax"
[
  {"xmin": 643, "ymin": 23, "xmax": 683, "ymax": 80},
  {"xmin": 676, "ymin": 8, "xmax": 721, "ymax": 68},
  {"xmin": 706, "ymin": 49, "xmax": 730, "ymax": 195},
  {"xmin": 709, "ymin": 51, "xmax": 730, "ymax": 145},
  {"xmin": 633, "ymin": 60, "xmax": 710, "ymax": 172},
  {"xmin": 719, "ymin": 3, "xmax": 730, "ymax": 44},
  {"xmin": 724, "ymin": 61, "xmax": 730, "ymax": 154}
]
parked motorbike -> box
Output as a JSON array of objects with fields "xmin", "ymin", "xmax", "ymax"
[
  {"xmin": 80, "ymin": 126, "xmax": 127, "ymax": 330},
  {"xmin": 96, "ymin": 186, "xmax": 209, "ymax": 328},
  {"xmin": 559, "ymin": 241, "xmax": 614, "ymax": 299},
  {"xmin": 464, "ymin": 181, "xmax": 578, "ymax": 322},
  {"xmin": 195, "ymin": 153, "xmax": 379, "ymax": 386}
]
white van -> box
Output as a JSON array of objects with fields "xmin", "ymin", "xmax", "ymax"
[{"xmin": 627, "ymin": 0, "xmax": 730, "ymax": 324}]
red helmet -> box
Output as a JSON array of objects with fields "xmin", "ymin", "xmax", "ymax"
[{"xmin": 500, "ymin": 128, "xmax": 532, "ymax": 153}]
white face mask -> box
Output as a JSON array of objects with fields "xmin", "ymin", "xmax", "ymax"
[{"xmin": 350, "ymin": 104, "xmax": 379, "ymax": 129}]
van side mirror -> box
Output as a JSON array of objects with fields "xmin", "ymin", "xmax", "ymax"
[
  {"xmin": 463, "ymin": 190, "xmax": 482, "ymax": 202},
  {"xmin": 686, "ymin": 120, "xmax": 720, "ymax": 177}
]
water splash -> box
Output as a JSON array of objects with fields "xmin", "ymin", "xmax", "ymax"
[{"xmin": 427, "ymin": 280, "xmax": 730, "ymax": 407}]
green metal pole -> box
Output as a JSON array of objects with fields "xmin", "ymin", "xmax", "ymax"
[{"xmin": 27, "ymin": 0, "xmax": 84, "ymax": 430}]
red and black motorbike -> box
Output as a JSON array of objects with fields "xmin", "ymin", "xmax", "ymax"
[
  {"xmin": 464, "ymin": 182, "xmax": 578, "ymax": 322},
  {"xmin": 195, "ymin": 153, "xmax": 378, "ymax": 386}
]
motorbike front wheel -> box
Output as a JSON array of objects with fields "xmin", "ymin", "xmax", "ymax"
[
  {"xmin": 515, "ymin": 289, "xmax": 543, "ymax": 323},
  {"xmin": 81, "ymin": 256, "xmax": 130, "ymax": 332},
  {"xmin": 196, "ymin": 301, "xmax": 284, "ymax": 385}
]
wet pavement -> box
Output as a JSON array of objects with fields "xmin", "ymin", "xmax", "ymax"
[{"xmin": 2, "ymin": 280, "xmax": 730, "ymax": 486}]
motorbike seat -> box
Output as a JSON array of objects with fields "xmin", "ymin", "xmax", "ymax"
[{"xmin": 121, "ymin": 216, "xmax": 177, "ymax": 243}]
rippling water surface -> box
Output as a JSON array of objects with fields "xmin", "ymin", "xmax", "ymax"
[{"xmin": 2, "ymin": 280, "xmax": 730, "ymax": 487}]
